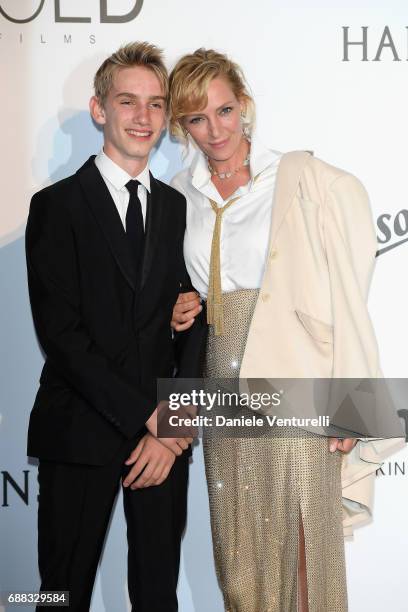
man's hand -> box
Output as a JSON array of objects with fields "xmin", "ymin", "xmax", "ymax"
[
  {"xmin": 146, "ymin": 403, "xmax": 195, "ymax": 455},
  {"xmin": 329, "ymin": 437, "xmax": 358, "ymax": 453},
  {"xmin": 171, "ymin": 291, "xmax": 202, "ymax": 332},
  {"xmin": 123, "ymin": 433, "xmax": 176, "ymax": 490}
]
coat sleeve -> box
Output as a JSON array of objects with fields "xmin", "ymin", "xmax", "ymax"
[
  {"xmin": 324, "ymin": 173, "xmax": 380, "ymax": 378},
  {"xmin": 323, "ymin": 172, "xmax": 405, "ymax": 537},
  {"xmin": 26, "ymin": 190, "xmax": 156, "ymax": 439}
]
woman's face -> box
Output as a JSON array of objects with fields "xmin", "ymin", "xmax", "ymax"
[{"xmin": 182, "ymin": 76, "xmax": 244, "ymax": 162}]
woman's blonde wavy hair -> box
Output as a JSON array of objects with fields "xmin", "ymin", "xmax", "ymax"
[{"xmin": 169, "ymin": 48, "xmax": 255, "ymax": 142}]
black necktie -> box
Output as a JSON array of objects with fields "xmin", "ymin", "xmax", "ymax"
[{"xmin": 125, "ymin": 180, "xmax": 144, "ymax": 277}]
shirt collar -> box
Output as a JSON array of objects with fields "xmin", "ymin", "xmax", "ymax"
[
  {"xmin": 189, "ymin": 130, "xmax": 281, "ymax": 192},
  {"xmin": 95, "ymin": 149, "xmax": 151, "ymax": 193}
]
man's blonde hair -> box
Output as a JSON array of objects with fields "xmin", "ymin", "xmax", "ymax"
[
  {"xmin": 94, "ymin": 41, "xmax": 168, "ymax": 105},
  {"xmin": 169, "ymin": 48, "xmax": 255, "ymax": 141}
]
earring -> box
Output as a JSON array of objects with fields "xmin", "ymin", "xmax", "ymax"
[
  {"xmin": 241, "ymin": 114, "xmax": 250, "ymax": 139},
  {"xmin": 240, "ymin": 108, "xmax": 249, "ymax": 133}
]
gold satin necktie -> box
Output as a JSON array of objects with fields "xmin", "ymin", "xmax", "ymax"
[{"xmin": 207, "ymin": 196, "xmax": 241, "ymax": 335}]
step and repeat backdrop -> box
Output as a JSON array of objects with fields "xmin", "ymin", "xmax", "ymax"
[{"xmin": 1, "ymin": 1, "xmax": 407, "ymax": 611}]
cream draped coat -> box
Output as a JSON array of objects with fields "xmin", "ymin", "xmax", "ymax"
[{"xmin": 239, "ymin": 151, "xmax": 405, "ymax": 538}]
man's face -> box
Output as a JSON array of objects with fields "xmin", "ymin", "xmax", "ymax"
[{"xmin": 91, "ymin": 65, "xmax": 166, "ymax": 172}]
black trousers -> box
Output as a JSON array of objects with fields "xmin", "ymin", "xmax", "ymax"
[{"xmin": 36, "ymin": 439, "xmax": 189, "ymax": 612}]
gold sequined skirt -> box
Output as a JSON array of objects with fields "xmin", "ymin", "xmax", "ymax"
[{"xmin": 203, "ymin": 289, "xmax": 347, "ymax": 612}]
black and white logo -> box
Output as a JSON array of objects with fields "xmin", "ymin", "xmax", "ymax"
[
  {"xmin": 377, "ymin": 210, "xmax": 408, "ymax": 256},
  {"xmin": 342, "ymin": 26, "xmax": 408, "ymax": 62},
  {"xmin": 0, "ymin": 0, "xmax": 144, "ymax": 24}
]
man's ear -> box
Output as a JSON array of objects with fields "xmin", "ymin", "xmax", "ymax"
[{"xmin": 89, "ymin": 96, "xmax": 106, "ymax": 126}]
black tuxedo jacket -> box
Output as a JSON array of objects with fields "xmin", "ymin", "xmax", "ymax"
[{"xmin": 26, "ymin": 156, "xmax": 206, "ymax": 466}]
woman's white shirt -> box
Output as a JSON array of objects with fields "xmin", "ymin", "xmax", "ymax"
[{"xmin": 171, "ymin": 136, "xmax": 282, "ymax": 299}]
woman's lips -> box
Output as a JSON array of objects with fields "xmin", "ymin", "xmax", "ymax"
[{"xmin": 209, "ymin": 139, "xmax": 228, "ymax": 149}]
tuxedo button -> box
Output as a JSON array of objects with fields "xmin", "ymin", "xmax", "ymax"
[{"xmin": 261, "ymin": 293, "xmax": 270, "ymax": 303}]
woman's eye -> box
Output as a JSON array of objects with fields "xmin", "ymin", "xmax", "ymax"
[
  {"xmin": 189, "ymin": 117, "xmax": 203, "ymax": 125},
  {"xmin": 121, "ymin": 100, "xmax": 132, "ymax": 105},
  {"xmin": 220, "ymin": 107, "xmax": 233, "ymax": 115}
]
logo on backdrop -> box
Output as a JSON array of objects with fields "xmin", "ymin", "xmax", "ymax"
[
  {"xmin": 0, "ymin": 0, "xmax": 144, "ymax": 44},
  {"xmin": 376, "ymin": 210, "xmax": 408, "ymax": 256},
  {"xmin": 0, "ymin": 0, "xmax": 144, "ymax": 23},
  {"xmin": 1, "ymin": 470, "xmax": 35, "ymax": 507},
  {"xmin": 342, "ymin": 26, "xmax": 408, "ymax": 61},
  {"xmin": 376, "ymin": 461, "xmax": 408, "ymax": 476}
]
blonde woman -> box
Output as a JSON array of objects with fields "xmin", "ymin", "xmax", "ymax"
[{"xmin": 169, "ymin": 49, "xmax": 400, "ymax": 612}]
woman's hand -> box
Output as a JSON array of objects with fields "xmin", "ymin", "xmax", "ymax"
[
  {"xmin": 329, "ymin": 437, "xmax": 358, "ymax": 453},
  {"xmin": 171, "ymin": 291, "xmax": 202, "ymax": 331}
]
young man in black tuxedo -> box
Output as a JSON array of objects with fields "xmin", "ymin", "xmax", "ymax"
[{"xmin": 25, "ymin": 42, "xmax": 203, "ymax": 611}]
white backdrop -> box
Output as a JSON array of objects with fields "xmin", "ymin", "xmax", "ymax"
[{"xmin": 1, "ymin": 1, "xmax": 407, "ymax": 611}]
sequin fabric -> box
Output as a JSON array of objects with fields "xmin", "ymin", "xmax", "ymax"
[{"xmin": 203, "ymin": 289, "xmax": 348, "ymax": 612}]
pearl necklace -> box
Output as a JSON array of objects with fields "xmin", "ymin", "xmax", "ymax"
[{"xmin": 208, "ymin": 153, "xmax": 250, "ymax": 180}]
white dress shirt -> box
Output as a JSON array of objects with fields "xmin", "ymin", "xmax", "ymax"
[
  {"xmin": 94, "ymin": 149, "xmax": 150, "ymax": 229},
  {"xmin": 171, "ymin": 135, "xmax": 282, "ymax": 299}
]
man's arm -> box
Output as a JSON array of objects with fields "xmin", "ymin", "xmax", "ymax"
[
  {"xmin": 171, "ymin": 205, "xmax": 207, "ymax": 377},
  {"xmin": 26, "ymin": 190, "xmax": 156, "ymax": 439}
]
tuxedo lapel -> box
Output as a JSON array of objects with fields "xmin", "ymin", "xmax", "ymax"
[
  {"xmin": 140, "ymin": 173, "xmax": 164, "ymax": 289},
  {"xmin": 77, "ymin": 157, "xmax": 136, "ymax": 292}
]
